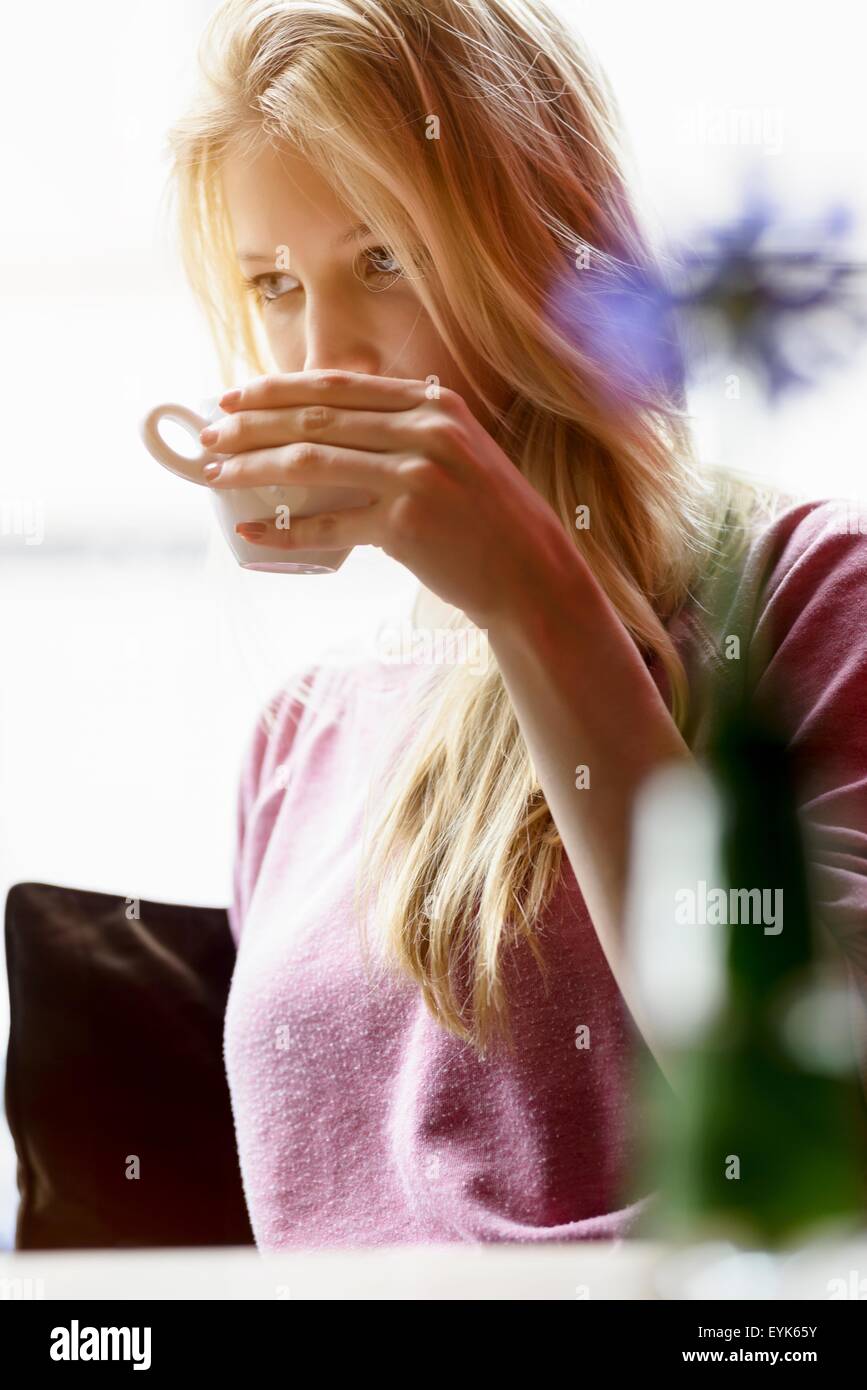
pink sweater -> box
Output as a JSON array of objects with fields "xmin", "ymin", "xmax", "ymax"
[{"xmin": 224, "ymin": 499, "xmax": 867, "ymax": 1250}]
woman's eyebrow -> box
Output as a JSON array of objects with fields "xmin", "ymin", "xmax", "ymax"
[
  {"xmin": 335, "ymin": 221, "xmax": 371, "ymax": 245},
  {"xmin": 237, "ymin": 223, "xmax": 372, "ymax": 264}
]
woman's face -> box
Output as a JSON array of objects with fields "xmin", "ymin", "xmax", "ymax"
[{"xmin": 220, "ymin": 138, "xmax": 509, "ymax": 433}]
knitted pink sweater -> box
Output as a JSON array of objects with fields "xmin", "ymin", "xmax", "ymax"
[{"xmin": 224, "ymin": 499, "xmax": 867, "ymax": 1250}]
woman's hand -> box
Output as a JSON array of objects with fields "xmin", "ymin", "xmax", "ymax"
[{"xmin": 200, "ymin": 369, "xmax": 575, "ymax": 630}]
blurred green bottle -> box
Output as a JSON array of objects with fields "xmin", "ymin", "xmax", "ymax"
[{"xmin": 623, "ymin": 688, "xmax": 867, "ymax": 1249}]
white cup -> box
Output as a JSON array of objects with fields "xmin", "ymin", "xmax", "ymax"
[{"xmin": 138, "ymin": 398, "xmax": 371, "ymax": 574}]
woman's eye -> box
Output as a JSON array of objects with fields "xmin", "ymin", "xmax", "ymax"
[
  {"xmin": 243, "ymin": 249, "xmax": 404, "ymax": 305},
  {"xmin": 243, "ymin": 272, "xmax": 296, "ymax": 304},
  {"xmin": 361, "ymin": 247, "xmax": 404, "ymax": 286}
]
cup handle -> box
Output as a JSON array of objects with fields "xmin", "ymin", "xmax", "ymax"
[{"xmin": 139, "ymin": 403, "xmax": 224, "ymax": 486}]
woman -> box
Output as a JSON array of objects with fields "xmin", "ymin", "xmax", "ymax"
[{"xmin": 165, "ymin": 0, "xmax": 867, "ymax": 1249}]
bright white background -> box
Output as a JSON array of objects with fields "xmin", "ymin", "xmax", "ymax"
[{"xmin": 0, "ymin": 0, "xmax": 865, "ymax": 1246}]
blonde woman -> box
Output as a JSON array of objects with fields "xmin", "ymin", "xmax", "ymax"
[{"xmin": 165, "ymin": 0, "xmax": 867, "ymax": 1249}]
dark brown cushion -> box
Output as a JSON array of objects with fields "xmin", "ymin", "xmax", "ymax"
[{"xmin": 3, "ymin": 882, "xmax": 254, "ymax": 1248}]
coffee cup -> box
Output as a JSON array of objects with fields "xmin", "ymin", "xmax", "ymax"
[{"xmin": 138, "ymin": 398, "xmax": 371, "ymax": 573}]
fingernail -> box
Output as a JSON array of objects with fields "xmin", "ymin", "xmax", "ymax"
[
  {"xmin": 220, "ymin": 389, "xmax": 241, "ymax": 408},
  {"xmin": 200, "ymin": 426, "xmax": 219, "ymax": 446},
  {"xmin": 203, "ymin": 461, "xmax": 222, "ymax": 479},
  {"xmin": 236, "ymin": 522, "xmax": 266, "ymax": 537}
]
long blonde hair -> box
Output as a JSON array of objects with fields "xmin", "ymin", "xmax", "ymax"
[{"xmin": 166, "ymin": 0, "xmax": 757, "ymax": 1053}]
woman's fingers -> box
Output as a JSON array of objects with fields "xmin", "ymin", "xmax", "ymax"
[
  {"xmin": 204, "ymin": 442, "xmax": 400, "ymax": 492},
  {"xmin": 203, "ymin": 405, "xmax": 418, "ymax": 457},
  {"xmin": 234, "ymin": 495, "xmax": 385, "ymax": 551},
  {"xmin": 220, "ymin": 368, "xmax": 428, "ymax": 414}
]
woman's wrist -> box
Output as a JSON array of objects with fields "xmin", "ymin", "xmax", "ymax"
[
  {"xmin": 478, "ymin": 528, "xmax": 606, "ymax": 662},
  {"xmin": 481, "ymin": 529, "xmax": 690, "ymax": 771}
]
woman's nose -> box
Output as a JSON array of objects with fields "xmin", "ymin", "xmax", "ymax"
[{"xmin": 301, "ymin": 303, "xmax": 381, "ymax": 377}]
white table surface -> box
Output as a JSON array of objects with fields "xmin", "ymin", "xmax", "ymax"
[{"xmin": 3, "ymin": 1235, "xmax": 866, "ymax": 1300}]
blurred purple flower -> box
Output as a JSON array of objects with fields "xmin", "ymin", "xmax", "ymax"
[
  {"xmin": 548, "ymin": 180, "xmax": 867, "ymax": 405},
  {"xmin": 548, "ymin": 252, "xmax": 686, "ymax": 406}
]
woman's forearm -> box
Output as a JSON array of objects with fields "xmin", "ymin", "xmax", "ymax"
[{"xmin": 483, "ymin": 539, "xmax": 693, "ymax": 1086}]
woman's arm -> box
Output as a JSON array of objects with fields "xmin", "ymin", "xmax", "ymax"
[{"xmin": 482, "ymin": 531, "xmax": 693, "ymax": 1088}]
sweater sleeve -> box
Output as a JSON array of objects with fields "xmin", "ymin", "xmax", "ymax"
[
  {"xmin": 742, "ymin": 500, "xmax": 867, "ymax": 986},
  {"xmin": 227, "ymin": 667, "xmax": 318, "ymax": 947}
]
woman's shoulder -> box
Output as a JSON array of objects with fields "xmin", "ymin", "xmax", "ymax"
[
  {"xmin": 668, "ymin": 491, "xmax": 867, "ymax": 758},
  {"xmin": 678, "ymin": 493, "xmax": 867, "ymax": 673},
  {"xmin": 739, "ymin": 493, "xmax": 867, "ymax": 595},
  {"xmin": 245, "ymin": 654, "xmax": 354, "ymax": 758},
  {"xmin": 239, "ymin": 645, "xmax": 423, "ymax": 783}
]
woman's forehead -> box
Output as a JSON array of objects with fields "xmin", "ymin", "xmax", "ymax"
[{"xmin": 222, "ymin": 139, "xmax": 363, "ymax": 255}]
